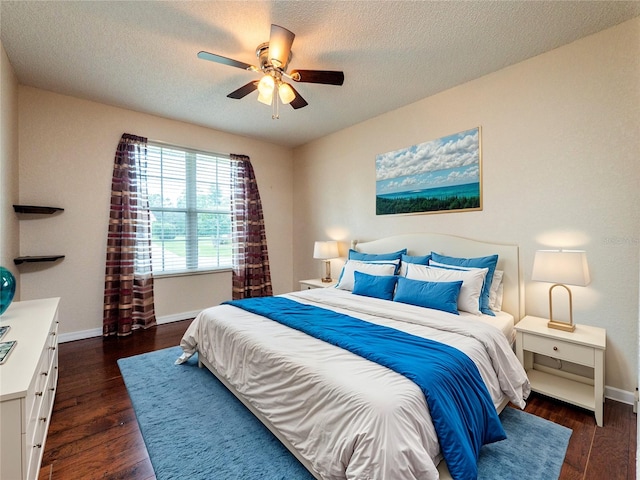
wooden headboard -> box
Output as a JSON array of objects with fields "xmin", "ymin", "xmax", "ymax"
[{"xmin": 352, "ymin": 233, "xmax": 523, "ymax": 321}]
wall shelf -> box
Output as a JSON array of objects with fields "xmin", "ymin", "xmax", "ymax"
[
  {"xmin": 13, "ymin": 255, "xmax": 65, "ymax": 266},
  {"xmin": 13, "ymin": 205, "xmax": 64, "ymax": 214},
  {"xmin": 13, "ymin": 205, "xmax": 65, "ymax": 267}
]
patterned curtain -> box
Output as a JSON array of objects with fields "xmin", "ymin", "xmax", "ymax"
[
  {"xmin": 230, "ymin": 154, "xmax": 273, "ymax": 299},
  {"xmin": 103, "ymin": 133, "xmax": 156, "ymax": 336}
]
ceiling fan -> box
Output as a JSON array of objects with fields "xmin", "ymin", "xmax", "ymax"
[{"xmin": 198, "ymin": 24, "xmax": 344, "ymax": 118}]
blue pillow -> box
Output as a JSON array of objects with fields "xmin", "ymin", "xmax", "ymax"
[
  {"xmin": 348, "ymin": 248, "xmax": 407, "ymax": 261},
  {"xmin": 399, "ymin": 253, "xmax": 432, "ymax": 276},
  {"xmin": 352, "ymin": 271, "xmax": 398, "ymax": 301},
  {"xmin": 430, "ymin": 252, "xmax": 498, "ymax": 316},
  {"xmin": 401, "ymin": 254, "xmax": 431, "ymax": 265},
  {"xmin": 393, "ymin": 276, "xmax": 462, "ymax": 315}
]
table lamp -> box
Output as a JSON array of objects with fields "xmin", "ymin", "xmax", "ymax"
[
  {"xmin": 531, "ymin": 249, "xmax": 590, "ymax": 332},
  {"xmin": 313, "ymin": 241, "xmax": 339, "ymax": 282}
]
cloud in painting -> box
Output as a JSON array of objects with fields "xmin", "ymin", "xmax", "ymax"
[{"xmin": 376, "ymin": 128, "xmax": 480, "ymax": 195}]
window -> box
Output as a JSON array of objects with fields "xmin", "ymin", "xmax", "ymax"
[{"xmin": 146, "ymin": 142, "xmax": 232, "ymax": 274}]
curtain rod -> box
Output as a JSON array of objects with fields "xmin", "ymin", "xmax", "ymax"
[{"xmin": 147, "ymin": 138, "xmax": 231, "ymax": 159}]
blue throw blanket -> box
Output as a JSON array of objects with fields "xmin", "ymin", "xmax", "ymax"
[{"xmin": 224, "ymin": 296, "xmax": 506, "ymax": 480}]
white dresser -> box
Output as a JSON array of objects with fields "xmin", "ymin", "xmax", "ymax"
[{"xmin": 0, "ymin": 297, "xmax": 60, "ymax": 480}]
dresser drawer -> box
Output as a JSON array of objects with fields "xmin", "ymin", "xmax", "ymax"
[
  {"xmin": 26, "ymin": 401, "xmax": 48, "ymax": 480},
  {"xmin": 522, "ymin": 334, "xmax": 594, "ymax": 367},
  {"xmin": 26, "ymin": 346, "xmax": 51, "ymax": 433},
  {"xmin": 24, "ymin": 355, "xmax": 46, "ymax": 437},
  {"xmin": 45, "ymin": 320, "xmax": 58, "ymax": 366}
]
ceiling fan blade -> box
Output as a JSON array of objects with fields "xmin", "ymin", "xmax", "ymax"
[
  {"xmin": 269, "ymin": 24, "xmax": 295, "ymax": 69},
  {"xmin": 227, "ymin": 81, "xmax": 259, "ymax": 99},
  {"xmin": 197, "ymin": 51, "xmax": 254, "ymax": 71},
  {"xmin": 290, "ymin": 69, "xmax": 344, "ymax": 86},
  {"xmin": 287, "ymin": 84, "xmax": 308, "ymax": 109}
]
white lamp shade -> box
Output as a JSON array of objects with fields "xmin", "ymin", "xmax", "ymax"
[
  {"xmin": 278, "ymin": 82, "xmax": 296, "ymax": 105},
  {"xmin": 258, "ymin": 75, "xmax": 274, "ymax": 94},
  {"xmin": 257, "ymin": 91, "xmax": 273, "ymax": 105},
  {"xmin": 313, "ymin": 241, "xmax": 339, "ymax": 260},
  {"xmin": 269, "ymin": 24, "xmax": 295, "ymax": 68},
  {"xmin": 532, "ymin": 250, "xmax": 590, "ymax": 286},
  {"xmin": 257, "ymin": 75, "xmax": 275, "ymax": 105}
]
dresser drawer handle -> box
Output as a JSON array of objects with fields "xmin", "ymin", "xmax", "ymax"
[
  {"xmin": 34, "ymin": 444, "xmax": 42, "ymax": 449},
  {"xmin": 41, "ymin": 371, "xmax": 48, "ymax": 376},
  {"xmin": 40, "ymin": 417, "xmax": 47, "ymax": 422},
  {"xmin": 49, "ymin": 346, "xmax": 56, "ymax": 351},
  {"xmin": 553, "ymin": 346, "xmax": 558, "ymax": 351},
  {"xmin": 36, "ymin": 391, "xmax": 43, "ymax": 397}
]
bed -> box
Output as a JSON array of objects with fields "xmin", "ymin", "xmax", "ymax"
[{"xmin": 178, "ymin": 233, "xmax": 530, "ymax": 480}]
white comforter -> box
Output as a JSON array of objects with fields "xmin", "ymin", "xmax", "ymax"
[{"xmin": 179, "ymin": 288, "xmax": 530, "ymax": 480}]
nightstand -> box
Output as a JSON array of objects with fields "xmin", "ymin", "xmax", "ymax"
[
  {"xmin": 515, "ymin": 315, "xmax": 606, "ymax": 426},
  {"xmin": 299, "ymin": 278, "xmax": 337, "ymax": 290}
]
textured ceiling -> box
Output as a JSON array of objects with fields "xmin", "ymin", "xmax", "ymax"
[{"xmin": 2, "ymin": 1, "xmax": 639, "ymax": 148}]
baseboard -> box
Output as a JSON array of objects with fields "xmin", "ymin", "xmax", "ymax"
[
  {"xmin": 156, "ymin": 310, "xmax": 200, "ymax": 325},
  {"xmin": 59, "ymin": 327, "xmax": 103, "ymax": 343},
  {"xmin": 605, "ymin": 385, "xmax": 636, "ymax": 406},
  {"xmin": 58, "ymin": 311, "xmax": 199, "ymax": 343}
]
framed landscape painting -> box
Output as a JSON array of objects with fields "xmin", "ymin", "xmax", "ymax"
[{"xmin": 376, "ymin": 127, "xmax": 482, "ymax": 215}]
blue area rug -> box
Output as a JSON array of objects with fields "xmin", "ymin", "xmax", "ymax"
[{"xmin": 118, "ymin": 346, "xmax": 571, "ymax": 480}]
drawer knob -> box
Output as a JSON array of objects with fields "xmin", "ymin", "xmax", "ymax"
[
  {"xmin": 49, "ymin": 346, "xmax": 56, "ymax": 351},
  {"xmin": 553, "ymin": 346, "xmax": 558, "ymax": 351},
  {"xmin": 40, "ymin": 417, "xmax": 47, "ymax": 422},
  {"xmin": 41, "ymin": 371, "xmax": 48, "ymax": 376},
  {"xmin": 36, "ymin": 391, "xmax": 43, "ymax": 397},
  {"xmin": 34, "ymin": 444, "xmax": 42, "ymax": 449}
]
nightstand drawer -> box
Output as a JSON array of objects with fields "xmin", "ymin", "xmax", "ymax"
[
  {"xmin": 299, "ymin": 279, "xmax": 337, "ymax": 290},
  {"xmin": 522, "ymin": 334, "xmax": 594, "ymax": 367}
]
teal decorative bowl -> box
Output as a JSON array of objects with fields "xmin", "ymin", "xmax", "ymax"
[{"xmin": 0, "ymin": 267, "xmax": 16, "ymax": 315}]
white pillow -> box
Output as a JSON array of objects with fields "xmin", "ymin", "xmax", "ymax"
[
  {"xmin": 335, "ymin": 260, "xmax": 397, "ymax": 291},
  {"xmin": 489, "ymin": 269, "xmax": 504, "ymax": 311},
  {"xmin": 405, "ymin": 263, "xmax": 488, "ymax": 315},
  {"xmin": 492, "ymin": 283, "xmax": 504, "ymax": 311},
  {"xmin": 430, "ymin": 260, "xmax": 504, "ymax": 311}
]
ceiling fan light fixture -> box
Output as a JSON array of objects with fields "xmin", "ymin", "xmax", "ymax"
[
  {"xmin": 257, "ymin": 74, "xmax": 275, "ymax": 95},
  {"xmin": 278, "ymin": 82, "xmax": 296, "ymax": 105},
  {"xmin": 257, "ymin": 90, "xmax": 273, "ymax": 105},
  {"xmin": 269, "ymin": 24, "xmax": 295, "ymax": 69},
  {"xmin": 197, "ymin": 24, "xmax": 343, "ymax": 113}
]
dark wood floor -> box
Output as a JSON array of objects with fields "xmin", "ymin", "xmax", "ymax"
[{"xmin": 40, "ymin": 320, "xmax": 636, "ymax": 480}]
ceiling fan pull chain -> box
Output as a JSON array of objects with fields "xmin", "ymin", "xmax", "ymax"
[{"xmin": 272, "ymin": 89, "xmax": 280, "ymax": 120}]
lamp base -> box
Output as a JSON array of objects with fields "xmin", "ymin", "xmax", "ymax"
[
  {"xmin": 547, "ymin": 320, "xmax": 576, "ymax": 332},
  {"xmin": 547, "ymin": 284, "xmax": 576, "ymax": 332},
  {"xmin": 321, "ymin": 259, "xmax": 332, "ymax": 283}
]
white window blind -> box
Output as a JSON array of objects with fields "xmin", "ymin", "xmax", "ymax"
[{"xmin": 146, "ymin": 142, "xmax": 232, "ymax": 274}]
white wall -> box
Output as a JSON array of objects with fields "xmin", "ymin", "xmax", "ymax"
[
  {"xmin": 293, "ymin": 18, "xmax": 640, "ymax": 395},
  {"xmin": 17, "ymin": 88, "xmax": 293, "ymax": 337},
  {"xmin": 0, "ymin": 42, "xmax": 20, "ymax": 288}
]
